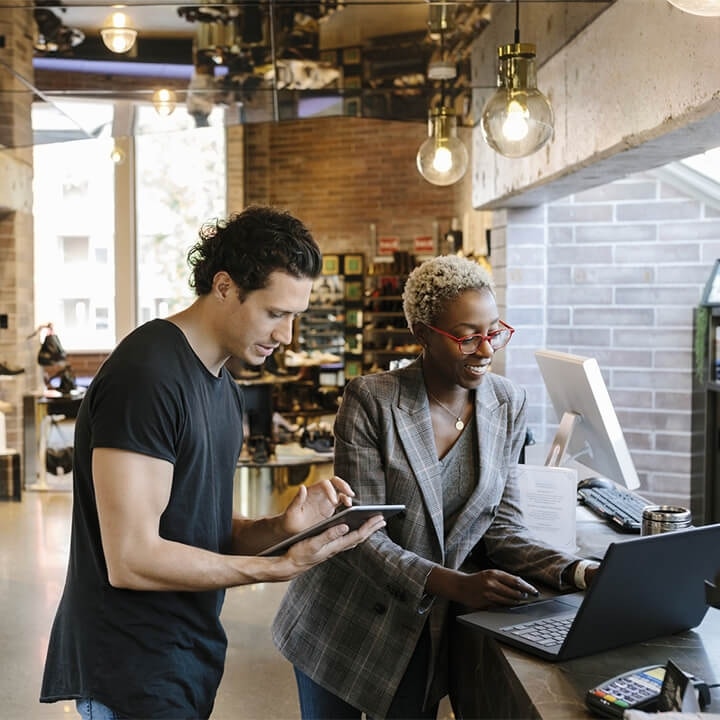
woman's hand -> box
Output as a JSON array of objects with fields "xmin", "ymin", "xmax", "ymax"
[
  {"xmin": 427, "ymin": 566, "xmax": 540, "ymax": 610},
  {"xmin": 281, "ymin": 476, "xmax": 356, "ymax": 535},
  {"xmin": 459, "ymin": 569, "xmax": 540, "ymax": 609}
]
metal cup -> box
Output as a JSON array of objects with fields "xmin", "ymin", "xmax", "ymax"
[{"xmin": 641, "ymin": 505, "xmax": 692, "ymax": 535}]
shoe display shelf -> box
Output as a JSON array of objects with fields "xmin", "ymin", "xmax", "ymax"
[{"xmin": 362, "ymin": 253, "xmax": 422, "ymax": 374}]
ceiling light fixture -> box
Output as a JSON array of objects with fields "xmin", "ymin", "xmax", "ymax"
[
  {"xmin": 152, "ymin": 88, "xmax": 177, "ymax": 117},
  {"xmin": 110, "ymin": 146, "xmax": 126, "ymax": 164},
  {"xmin": 416, "ymin": 21, "xmax": 468, "ymax": 186},
  {"xmin": 666, "ymin": 0, "xmax": 720, "ymax": 15},
  {"xmin": 100, "ymin": 11, "xmax": 137, "ymax": 54},
  {"xmin": 481, "ymin": 0, "xmax": 554, "ymax": 158},
  {"xmin": 416, "ymin": 106, "xmax": 468, "ymax": 186},
  {"xmin": 428, "ymin": 0, "xmax": 455, "ymax": 40},
  {"xmin": 33, "ymin": 8, "xmax": 85, "ymax": 54}
]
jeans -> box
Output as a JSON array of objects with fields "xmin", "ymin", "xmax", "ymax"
[
  {"xmin": 76, "ymin": 698, "xmax": 121, "ymax": 720},
  {"xmin": 294, "ymin": 624, "xmax": 437, "ymax": 720}
]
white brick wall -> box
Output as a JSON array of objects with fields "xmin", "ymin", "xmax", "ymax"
[{"xmin": 492, "ymin": 171, "xmax": 720, "ymax": 518}]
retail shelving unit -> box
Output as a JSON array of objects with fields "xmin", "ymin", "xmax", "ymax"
[{"xmin": 362, "ymin": 254, "xmax": 420, "ymax": 373}]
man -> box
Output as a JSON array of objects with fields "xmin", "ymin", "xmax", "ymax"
[{"xmin": 40, "ymin": 205, "xmax": 385, "ymax": 719}]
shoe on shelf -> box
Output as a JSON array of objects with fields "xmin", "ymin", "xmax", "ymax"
[
  {"xmin": 247, "ymin": 435, "xmax": 272, "ymax": 464},
  {"xmin": 0, "ymin": 361, "xmax": 24, "ymax": 376}
]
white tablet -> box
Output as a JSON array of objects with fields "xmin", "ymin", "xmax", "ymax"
[{"xmin": 257, "ymin": 504, "xmax": 405, "ymax": 557}]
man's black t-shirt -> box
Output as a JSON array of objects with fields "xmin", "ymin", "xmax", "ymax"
[{"xmin": 40, "ymin": 320, "xmax": 244, "ymax": 719}]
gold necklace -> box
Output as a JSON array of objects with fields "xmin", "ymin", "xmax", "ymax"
[{"xmin": 428, "ymin": 390, "xmax": 467, "ymax": 431}]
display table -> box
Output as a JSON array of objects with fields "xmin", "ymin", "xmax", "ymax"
[
  {"xmin": 23, "ymin": 393, "xmax": 83, "ymax": 490},
  {"xmin": 234, "ymin": 453, "xmax": 334, "ymax": 518},
  {"xmin": 450, "ymin": 512, "xmax": 720, "ymax": 719}
]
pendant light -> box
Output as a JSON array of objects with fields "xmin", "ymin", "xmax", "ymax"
[
  {"xmin": 666, "ymin": 0, "xmax": 720, "ymax": 15},
  {"xmin": 100, "ymin": 11, "xmax": 137, "ymax": 54},
  {"xmin": 416, "ymin": 21, "xmax": 468, "ymax": 187},
  {"xmin": 481, "ymin": 0, "xmax": 553, "ymax": 158},
  {"xmin": 152, "ymin": 88, "xmax": 177, "ymax": 117}
]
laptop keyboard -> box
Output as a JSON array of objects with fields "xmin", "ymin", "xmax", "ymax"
[{"xmin": 501, "ymin": 613, "xmax": 576, "ymax": 647}]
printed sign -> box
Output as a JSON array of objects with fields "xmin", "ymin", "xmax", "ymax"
[{"xmin": 378, "ymin": 236, "xmax": 400, "ymax": 255}]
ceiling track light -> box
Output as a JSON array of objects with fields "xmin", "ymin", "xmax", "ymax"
[
  {"xmin": 666, "ymin": 0, "xmax": 720, "ymax": 15},
  {"xmin": 100, "ymin": 11, "xmax": 138, "ymax": 54},
  {"xmin": 481, "ymin": 0, "xmax": 554, "ymax": 158}
]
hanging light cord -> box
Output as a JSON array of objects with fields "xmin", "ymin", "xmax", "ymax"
[
  {"xmin": 439, "ymin": 28, "xmax": 446, "ymax": 108},
  {"xmin": 514, "ymin": 0, "xmax": 521, "ymax": 43}
]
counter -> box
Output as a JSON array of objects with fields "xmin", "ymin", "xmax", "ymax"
[{"xmin": 450, "ymin": 511, "xmax": 720, "ymax": 719}]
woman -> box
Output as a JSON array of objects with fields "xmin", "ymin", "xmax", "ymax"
[{"xmin": 272, "ymin": 254, "xmax": 597, "ymax": 719}]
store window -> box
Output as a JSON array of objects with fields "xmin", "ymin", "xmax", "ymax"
[
  {"xmin": 134, "ymin": 105, "xmax": 226, "ymax": 323},
  {"xmin": 33, "ymin": 101, "xmax": 116, "ymax": 352},
  {"xmin": 33, "ymin": 100, "xmax": 226, "ymax": 351}
]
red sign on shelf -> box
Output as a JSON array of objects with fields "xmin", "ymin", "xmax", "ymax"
[
  {"xmin": 414, "ymin": 235, "xmax": 435, "ymax": 255},
  {"xmin": 378, "ymin": 236, "xmax": 400, "ymax": 255}
]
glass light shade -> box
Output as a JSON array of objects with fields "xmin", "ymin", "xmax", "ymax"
[
  {"xmin": 152, "ymin": 88, "xmax": 177, "ymax": 116},
  {"xmin": 481, "ymin": 43, "xmax": 554, "ymax": 158},
  {"xmin": 416, "ymin": 107, "xmax": 469, "ymax": 186},
  {"xmin": 100, "ymin": 12, "xmax": 137, "ymax": 54},
  {"xmin": 666, "ymin": 0, "xmax": 720, "ymax": 15}
]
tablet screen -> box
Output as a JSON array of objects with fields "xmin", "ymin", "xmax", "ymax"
[{"xmin": 257, "ymin": 504, "xmax": 405, "ymax": 556}]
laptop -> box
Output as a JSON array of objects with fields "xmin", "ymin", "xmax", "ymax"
[{"xmin": 458, "ymin": 523, "xmax": 720, "ymax": 661}]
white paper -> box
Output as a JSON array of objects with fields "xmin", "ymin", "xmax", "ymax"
[{"xmin": 516, "ymin": 464, "xmax": 578, "ymax": 553}]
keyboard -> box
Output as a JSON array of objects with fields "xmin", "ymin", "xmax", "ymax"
[
  {"xmin": 502, "ymin": 613, "xmax": 575, "ymax": 647},
  {"xmin": 578, "ymin": 484, "xmax": 650, "ymax": 533}
]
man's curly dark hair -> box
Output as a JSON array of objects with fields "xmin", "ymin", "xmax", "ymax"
[{"xmin": 187, "ymin": 205, "xmax": 322, "ymax": 298}]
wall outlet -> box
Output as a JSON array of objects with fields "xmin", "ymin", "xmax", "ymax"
[{"xmin": 0, "ymin": 314, "xmax": 8, "ymax": 329}]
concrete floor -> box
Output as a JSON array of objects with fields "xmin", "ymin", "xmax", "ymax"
[
  {"xmin": 1, "ymin": 490, "xmax": 453, "ymax": 720},
  {"xmin": 0, "ymin": 490, "xmax": 311, "ymax": 720}
]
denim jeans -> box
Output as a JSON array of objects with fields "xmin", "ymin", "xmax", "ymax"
[
  {"xmin": 294, "ymin": 624, "xmax": 437, "ymax": 720},
  {"xmin": 76, "ymin": 698, "xmax": 121, "ymax": 720}
]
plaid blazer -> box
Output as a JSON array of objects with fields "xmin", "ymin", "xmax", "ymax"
[{"xmin": 272, "ymin": 360, "xmax": 580, "ymax": 718}]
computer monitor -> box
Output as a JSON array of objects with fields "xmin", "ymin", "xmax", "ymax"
[{"xmin": 534, "ymin": 349, "xmax": 640, "ymax": 490}]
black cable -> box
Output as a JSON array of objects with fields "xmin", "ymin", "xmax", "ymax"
[{"xmin": 514, "ymin": 0, "xmax": 521, "ymax": 44}]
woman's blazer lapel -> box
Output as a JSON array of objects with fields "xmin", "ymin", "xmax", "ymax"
[
  {"xmin": 445, "ymin": 379, "xmax": 509, "ymax": 568},
  {"xmin": 393, "ymin": 367, "xmax": 446, "ymax": 560}
]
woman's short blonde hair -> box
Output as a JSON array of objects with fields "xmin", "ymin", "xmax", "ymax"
[{"xmin": 403, "ymin": 255, "xmax": 494, "ymax": 328}]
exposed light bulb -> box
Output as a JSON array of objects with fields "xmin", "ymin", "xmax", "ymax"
[
  {"xmin": 100, "ymin": 11, "xmax": 137, "ymax": 54},
  {"xmin": 502, "ymin": 99, "xmax": 530, "ymax": 141},
  {"xmin": 432, "ymin": 146, "xmax": 453, "ymax": 174},
  {"xmin": 416, "ymin": 106, "xmax": 468, "ymax": 187},
  {"xmin": 481, "ymin": 43, "xmax": 554, "ymax": 158},
  {"xmin": 666, "ymin": 0, "xmax": 720, "ymax": 15},
  {"xmin": 152, "ymin": 88, "xmax": 177, "ymax": 117}
]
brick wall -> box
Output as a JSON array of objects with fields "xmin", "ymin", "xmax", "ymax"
[
  {"xmin": 495, "ymin": 172, "xmax": 720, "ymax": 517},
  {"xmin": 0, "ymin": 7, "xmax": 37, "ymax": 452},
  {"xmin": 234, "ymin": 117, "xmax": 470, "ymax": 257}
]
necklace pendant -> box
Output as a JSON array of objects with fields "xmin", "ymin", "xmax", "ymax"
[{"xmin": 455, "ymin": 419, "xmax": 465, "ymax": 431}]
